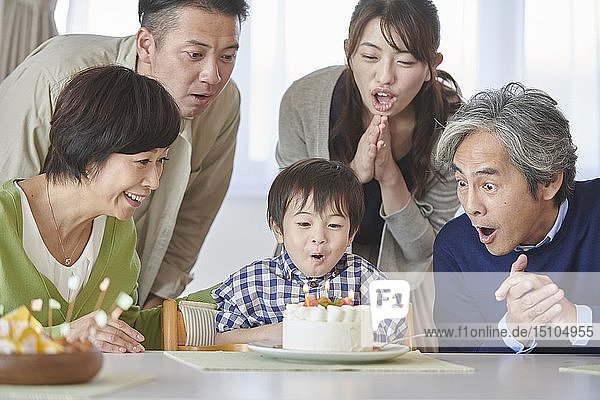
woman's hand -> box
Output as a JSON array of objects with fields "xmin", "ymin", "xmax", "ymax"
[
  {"xmin": 372, "ymin": 115, "xmax": 411, "ymax": 214},
  {"xmin": 68, "ymin": 311, "xmax": 145, "ymax": 353},
  {"xmin": 372, "ymin": 115, "xmax": 400, "ymax": 184},
  {"xmin": 350, "ymin": 115, "xmax": 385, "ymax": 183}
]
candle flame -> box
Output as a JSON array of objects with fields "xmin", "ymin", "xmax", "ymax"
[{"xmin": 303, "ymin": 283, "xmax": 310, "ymax": 307}]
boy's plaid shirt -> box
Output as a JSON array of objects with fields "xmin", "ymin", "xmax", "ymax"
[{"xmin": 211, "ymin": 249, "xmax": 405, "ymax": 342}]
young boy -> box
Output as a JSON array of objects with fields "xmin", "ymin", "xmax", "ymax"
[{"xmin": 212, "ymin": 158, "xmax": 405, "ymax": 345}]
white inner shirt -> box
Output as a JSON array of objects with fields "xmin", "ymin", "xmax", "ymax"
[{"xmin": 17, "ymin": 182, "xmax": 106, "ymax": 302}]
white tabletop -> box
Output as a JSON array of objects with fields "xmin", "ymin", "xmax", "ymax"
[{"xmin": 96, "ymin": 351, "xmax": 600, "ymax": 399}]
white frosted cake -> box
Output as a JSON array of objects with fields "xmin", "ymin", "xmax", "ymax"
[{"xmin": 282, "ymin": 302, "xmax": 373, "ymax": 352}]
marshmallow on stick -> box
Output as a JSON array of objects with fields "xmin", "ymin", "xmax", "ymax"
[
  {"xmin": 65, "ymin": 275, "xmax": 81, "ymax": 322},
  {"xmin": 29, "ymin": 298, "xmax": 43, "ymax": 326},
  {"xmin": 47, "ymin": 298, "xmax": 61, "ymax": 333},
  {"xmin": 94, "ymin": 277, "xmax": 111, "ymax": 310},
  {"xmin": 94, "ymin": 310, "xmax": 108, "ymax": 328},
  {"xmin": 30, "ymin": 299, "xmax": 43, "ymax": 312},
  {"xmin": 109, "ymin": 292, "xmax": 133, "ymax": 320},
  {"xmin": 88, "ymin": 309, "xmax": 108, "ymax": 344}
]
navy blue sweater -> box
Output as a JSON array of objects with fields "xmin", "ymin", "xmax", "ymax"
[{"xmin": 433, "ymin": 179, "xmax": 600, "ymax": 353}]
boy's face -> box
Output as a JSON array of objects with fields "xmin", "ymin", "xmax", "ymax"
[{"xmin": 273, "ymin": 195, "xmax": 355, "ymax": 278}]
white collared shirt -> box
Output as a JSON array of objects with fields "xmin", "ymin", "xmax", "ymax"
[{"xmin": 514, "ymin": 199, "xmax": 569, "ymax": 252}]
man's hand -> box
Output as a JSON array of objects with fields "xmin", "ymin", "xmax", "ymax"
[{"xmin": 495, "ymin": 254, "xmax": 577, "ymax": 343}]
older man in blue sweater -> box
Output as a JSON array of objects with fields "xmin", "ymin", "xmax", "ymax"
[{"xmin": 433, "ymin": 82, "xmax": 600, "ymax": 353}]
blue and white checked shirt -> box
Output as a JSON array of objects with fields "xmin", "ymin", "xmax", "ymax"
[{"xmin": 211, "ymin": 249, "xmax": 405, "ymax": 342}]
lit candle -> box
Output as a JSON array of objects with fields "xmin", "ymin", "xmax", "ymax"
[
  {"xmin": 348, "ymin": 289, "xmax": 355, "ymax": 304},
  {"xmin": 324, "ymin": 279, "xmax": 330, "ymax": 300},
  {"xmin": 303, "ymin": 283, "xmax": 310, "ymax": 306},
  {"xmin": 94, "ymin": 277, "xmax": 111, "ymax": 310}
]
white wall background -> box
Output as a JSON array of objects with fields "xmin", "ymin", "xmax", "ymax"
[{"xmin": 52, "ymin": 0, "xmax": 600, "ymax": 292}]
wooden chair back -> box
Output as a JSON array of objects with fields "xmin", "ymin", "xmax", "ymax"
[{"xmin": 161, "ymin": 299, "xmax": 247, "ymax": 351}]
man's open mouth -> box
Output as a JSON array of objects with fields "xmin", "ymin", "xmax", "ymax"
[
  {"xmin": 476, "ymin": 226, "xmax": 497, "ymax": 244},
  {"xmin": 479, "ymin": 227, "xmax": 495, "ymax": 236}
]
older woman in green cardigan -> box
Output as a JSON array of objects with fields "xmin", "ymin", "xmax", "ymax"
[{"xmin": 0, "ymin": 65, "xmax": 187, "ymax": 351}]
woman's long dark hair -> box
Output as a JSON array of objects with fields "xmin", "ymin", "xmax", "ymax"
[{"xmin": 329, "ymin": 0, "xmax": 461, "ymax": 199}]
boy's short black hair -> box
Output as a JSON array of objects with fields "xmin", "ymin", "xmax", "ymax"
[
  {"xmin": 267, "ymin": 158, "xmax": 364, "ymax": 237},
  {"xmin": 45, "ymin": 65, "xmax": 181, "ymax": 183}
]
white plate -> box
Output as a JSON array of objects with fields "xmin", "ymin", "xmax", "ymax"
[{"xmin": 248, "ymin": 341, "xmax": 409, "ymax": 363}]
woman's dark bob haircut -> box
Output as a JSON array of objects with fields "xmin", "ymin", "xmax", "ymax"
[{"xmin": 45, "ymin": 65, "xmax": 181, "ymax": 183}]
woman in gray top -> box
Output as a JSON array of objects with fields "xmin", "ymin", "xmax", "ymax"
[{"xmin": 276, "ymin": 0, "xmax": 461, "ymax": 349}]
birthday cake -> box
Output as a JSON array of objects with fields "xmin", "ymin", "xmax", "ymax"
[{"xmin": 282, "ymin": 298, "xmax": 373, "ymax": 352}]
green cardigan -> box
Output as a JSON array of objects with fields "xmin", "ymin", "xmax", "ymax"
[
  {"xmin": 0, "ymin": 180, "xmax": 166, "ymax": 348},
  {"xmin": 0, "ymin": 180, "xmax": 216, "ymax": 349}
]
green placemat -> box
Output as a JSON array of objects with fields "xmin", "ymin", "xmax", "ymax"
[
  {"xmin": 0, "ymin": 375, "xmax": 154, "ymax": 399},
  {"xmin": 165, "ymin": 350, "xmax": 474, "ymax": 373},
  {"xmin": 559, "ymin": 364, "xmax": 600, "ymax": 375}
]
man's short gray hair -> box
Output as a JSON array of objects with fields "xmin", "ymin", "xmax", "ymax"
[{"xmin": 435, "ymin": 82, "xmax": 577, "ymax": 205}]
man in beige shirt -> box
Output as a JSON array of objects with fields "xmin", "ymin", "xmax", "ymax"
[{"xmin": 0, "ymin": 0, "xmax": 250, "ymax": 308}]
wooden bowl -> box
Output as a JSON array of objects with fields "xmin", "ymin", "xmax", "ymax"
[{"xmin": 0, "ymin": 350, "xmax": 103, "ymax": 385}]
